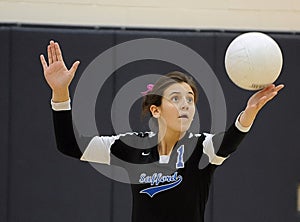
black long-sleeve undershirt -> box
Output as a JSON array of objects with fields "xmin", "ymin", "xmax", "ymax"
[
  {"xmin": 52, "ymin": 110, "xmax": 82, "ymax": 159},
  {"xmin": 52, "ymin": 109, "xmax": 247, "ymax": 161}
]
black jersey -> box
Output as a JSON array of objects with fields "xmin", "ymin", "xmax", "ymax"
[{"xmin": 52, "ymin": 109, "xmax": 247, "ymax": 222}]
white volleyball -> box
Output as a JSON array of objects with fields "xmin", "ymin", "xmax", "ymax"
[{"xmin": 225, "ymin": 32, "xmax": 283, "ymax": 90}]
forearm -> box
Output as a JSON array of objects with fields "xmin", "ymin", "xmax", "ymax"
[
  {"xmin": 52, "ymin": 100, "xmax": 82, "ymax": 159},
  {"xmin": 51, "ymin": 99, "xmax": 114, "ymax": 165},
  {"xmin": 215, "ymin": 112, "xmax": 250, "ymax": 157},
  {"xmin": 215, "ymin": 124, "xmax": 247, "ymax": 157}
]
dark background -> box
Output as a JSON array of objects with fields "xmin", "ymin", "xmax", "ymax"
[{"xmin": 0, "ymin": 24, "xmax": 299, "ymax": 222}]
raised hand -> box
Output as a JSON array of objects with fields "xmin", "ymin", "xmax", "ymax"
[
  {"xmin": 239, "ymin": 84, "xmax": 284, "ymax": 127},
  {"xmin": 247, "ymin": 84, "xmax": 284, "ymax": 111},
  {"xmin": 40, "ymin": 40, "xmax": 80, "ymax": 102}
]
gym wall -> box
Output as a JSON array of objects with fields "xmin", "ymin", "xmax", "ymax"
[
  {"xmin": 0, "ymin": 0, "xmax": 300, "ymax": 31},
  {"xmin": 0, "ymin": 24, "xmax": 299, "ymax": 222}
]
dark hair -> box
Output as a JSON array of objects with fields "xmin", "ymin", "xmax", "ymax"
[{"xmin": 141, "ymin": 71, "xmax": 198, "ymax": 117}]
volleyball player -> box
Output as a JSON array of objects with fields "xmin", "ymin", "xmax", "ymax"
[{"xmin": 40, "ymin": 40, "xmax": 284, "ymax": 222}]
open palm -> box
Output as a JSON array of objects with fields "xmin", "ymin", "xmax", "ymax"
[
  {"xmin": 246, "ymin": 84, "xmax": 284, "ymax": 113},
  {"xmin": 40, "ymin": 40, "xmax": 79, "ymax": 92}
]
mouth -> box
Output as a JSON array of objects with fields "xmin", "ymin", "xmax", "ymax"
[{"xmin": 178, "ymin": 114, "xmax": 189, "ymax": 119}]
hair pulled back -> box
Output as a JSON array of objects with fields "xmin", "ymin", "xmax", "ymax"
[{"xmin": 141, "ymin": 71, "xmax": 198, "ymax": 117}]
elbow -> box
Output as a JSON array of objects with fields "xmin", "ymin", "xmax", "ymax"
[{"xmin": 56, "ymin": 143, "xmax": 82, "ymax": 159}]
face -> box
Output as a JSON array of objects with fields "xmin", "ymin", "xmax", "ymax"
[{"xmin": 151, "ymin": 82, "xmax": 196, "ymax": 134}]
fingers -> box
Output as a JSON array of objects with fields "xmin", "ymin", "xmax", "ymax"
[
  {"xmin": 252, "ymin": 84, "xmax": 274, "ymax": 99},
  {"xmin": 248, "ymin": 83, "xmax": 284, "ymax": 112},
  {"xmin": 39, "ymin": 54, "xmax": 48, "ymax": 72},
  {"xmin": 258, "ymin": 84, "xmax": 275, "ymax": 94},
  {"xmin": 257, "ymin": 95, "xmax": 268, "ymax": 107},
  {"xmin": 70, "ymin": 61, "xmax": 80, "ymax": 77},
  {"xmin": 47, "ymin": 40, "xmax": 62, "ymax": 64},
  {"xmin": 263, "ymin": 84, "xmax": 284, "ymax": 98},
  {"xmin": 274, "ymin": 84, "xmax": 284, "ymax": 93},
  {"xmin": 47, "ymin": 43, "xmax": 53, "ymax": 64},
  {"xmin": 54, "ymin": 42, "xmax": 63, "ymax": 61},
  {"xmin": 264, "ymin": 91, "xmax": 278, "ymax": 102},
  {"xmin": 264, "ymin": 84, "xmax": 275, "ymax": 91},
  {"xmin": 259, "ymin": 87, "xmax": 282, "ymax": 108},
  {"xmin": 264, "ymin": 83, "xmax": 284, "ymax": 92},
  {"xmin": 50, "ymin": 40, "xmax": 57, "ymax": 63},
  {"xmin": 258, "ymin": 84, "xmax": 284, "ymax": 98}
]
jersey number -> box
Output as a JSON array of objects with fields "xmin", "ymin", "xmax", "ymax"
[{"xmin": 176, "ymin": 145, "xmax": 185, "ymax": 169}]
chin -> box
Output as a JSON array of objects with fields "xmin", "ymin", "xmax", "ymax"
[
  {"xmin": 180, "ymin": 124, "xmax": 192, "ymax": 133},
  {"xmin": 167, "ymin": 122, "xmax": 192, "ymax": 134}
]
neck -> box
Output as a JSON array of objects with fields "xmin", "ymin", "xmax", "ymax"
[{"xmin": 157, "ymin": 128, "xmax": 186, "ymax": 155}]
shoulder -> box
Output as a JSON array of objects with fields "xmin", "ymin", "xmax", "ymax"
[
  {"xmin": 185, "ymin": 131, "xmax": 212, "ymax": 141},
  {"xmin": 113, "ymin": 131, "xmax": 156, "ymax": 141},
  {"xmin": 110, "ymin": 132, "xmax": 158, "ymax": 164},
  {"xmin": 109, "ymin": 131, "xmax": 157, "ymax": 149}
]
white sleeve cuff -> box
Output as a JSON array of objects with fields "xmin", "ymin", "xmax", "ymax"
[
  {"xmin": 51, "ymin": 99, "xmax": 71, "ymax": 111},
  {"xmin": 203, "ymin": 133, "xmax": 228, "ymax": 165},
  {"xmin": 235, "ymin": 111, "xmax": 252, "ymax": 133}
]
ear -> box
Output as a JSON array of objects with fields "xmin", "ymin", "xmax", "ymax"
[{"xmin": 149, "ymin": 105, "xmax": 160, "ymax": 118}]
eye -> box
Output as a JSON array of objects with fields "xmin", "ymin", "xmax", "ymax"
[
  {"xmin": 171, "ymin": 96, "xmax": 179, "ymax": 102},
  {"xmin": 187, "ymin": 97, "xmax": 194, "ymax": 103}
]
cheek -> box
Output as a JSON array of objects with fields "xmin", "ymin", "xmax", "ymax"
[
  {"xmin": 161, "ymin": 99, "xmax": 176, "ymax": 111},
  {"xmin": 164, "ymin": 102, "xmax": 180, "ymax": 116},
  {"xmin": 191, "ymin": 106, "xmax": 196, "ymax": 115}
]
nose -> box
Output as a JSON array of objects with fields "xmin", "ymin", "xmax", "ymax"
[{"xmin": 180, "ymin": 98, "xmax": 189, "ymax": 110}]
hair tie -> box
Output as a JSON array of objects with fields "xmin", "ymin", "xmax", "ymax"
[{"xmin": 141, "ymin": 84, "xmax": 154, "ymax": 96}]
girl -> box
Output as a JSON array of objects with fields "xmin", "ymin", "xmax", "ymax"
[{"xmin": 40, "ymin": 40, "xmax": 284, "ymax": 222}]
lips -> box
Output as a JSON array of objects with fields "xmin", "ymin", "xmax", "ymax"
[{"xmin": 178, "ymin": 114, "xmax": 188, "ymax": 119}]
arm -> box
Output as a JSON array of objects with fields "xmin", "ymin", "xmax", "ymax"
[
  {"xmin": 41, "ymin": 41, "xmax": 121, "ymax": 164},
  {"xmin": 215, "ymin": 84, "xmax": 284, "ymax": 157},
  {"xmin": 41, "ymin": 40, "xmax": 81, "ymax": 158},
  {"xmin": 213, "ymin": 117, "xmax": 248, "ymax": 158},
  {"xmin": 202, "ymin": 115, "xmax": 248, "ymax": 166},
  {"xmin": 51, "ymin": 100, "xmax": 112, "ymax": 163},
  {"xmin": 52, "ymin": 108, "xmax": 83, "ymax": 159},
  {"xmin": 239, "ymin": 84, "xmax": 284, "ymax": 127}
]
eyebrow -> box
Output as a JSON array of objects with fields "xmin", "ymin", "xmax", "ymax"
[{"xmin": 168, "ymin": 91, "xmax": 194, "ymax": 97}]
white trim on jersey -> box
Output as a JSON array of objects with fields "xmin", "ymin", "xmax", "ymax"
[
  {"xmin": 159, "ymin": 155, "xmax": 170, "ymax": 164},
  {"xmin": 80, "ymin": 136, "xmax": 112, "ymax": 164},
  {"xmin": 51, "ymin": 99, "xmax": 71, "ymax": 111},
  {"xmin": 80, "ymin": 132, "xmax": 138, "ymax": 164},
  {"xmin": 80, "ymin": 131, "xmax": 230, "ymax": 166},
  {"xmin": 52, "ymin": 97, "xmax": 248, "ymax": 166},
  {"xmin": 202, "ymin": 133, "xmax": 228, "ymax": 165},
  {"xmin": 80, "ymin": 132, "xmax": 172, "ymax": 165}
]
